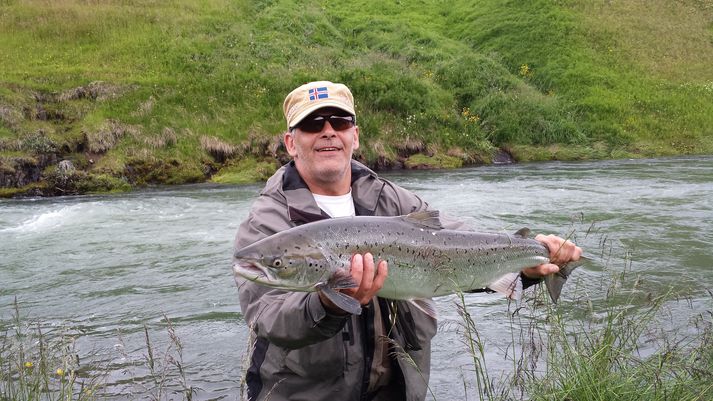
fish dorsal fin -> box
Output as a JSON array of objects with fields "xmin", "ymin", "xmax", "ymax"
[
  {"xmin": 404, "ymin": 210, "xmax": 444, "ymax": 230},
  {"xmin": 514, "ymin": 227, "xmax": 531, "ymax": 238}
]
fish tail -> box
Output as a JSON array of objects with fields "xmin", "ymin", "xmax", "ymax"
[{"xmin": 544, "ymin": 257, "xmax": 587, "ymax": 303}]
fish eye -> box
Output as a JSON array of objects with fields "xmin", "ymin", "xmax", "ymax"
[{"xmin": 272, "ymin": 258, "xmax": 283, "ymax": 268}]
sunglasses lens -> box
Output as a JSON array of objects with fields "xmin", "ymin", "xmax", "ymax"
[
  {"xmin": 328, "ymin": 116, "xmax": 354, "ymax": 131},
  {"xmin": 298, "ymin": 118, "xmax": 325, "ymax": 133},
  {"xmin": 296, "ymin": 115, "xmax": 354, "ymax": 133}
]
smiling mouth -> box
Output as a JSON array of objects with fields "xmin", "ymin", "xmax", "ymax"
[{"xmin": 316, "ymin": 147, "xmax": 341, "ymax": 152}]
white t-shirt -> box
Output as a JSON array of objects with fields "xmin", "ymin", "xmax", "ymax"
[{"xmin": 312, "ymin": 191, "xmax": 355, "ymax": 218}]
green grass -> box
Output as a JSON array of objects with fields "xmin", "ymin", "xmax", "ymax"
[
  {"xmin": 1, "ymin": 299, "xmax": 103, "ymax": 401},
  {"xmin": 1, "ymin": 0, "xmax": 712, "ymax": 195},
  {"xmin": 519, "ymin": 284, "xmax": 713, "ymax": 401},
  {"xmin": 452, "ymin": 265, "xmax": 713, "ymax": 401},
  {"xmin": 1, "ymin": 301, "xmax": 196, "ymax": 401},
  {"xmin": 211, "ymin": 157, "xmax": 278, "ymax": 184}
]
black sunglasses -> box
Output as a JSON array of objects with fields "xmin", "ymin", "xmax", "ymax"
[{"xmin": 292, "ymin": 114, "xmax": 356, "ymax": 133}]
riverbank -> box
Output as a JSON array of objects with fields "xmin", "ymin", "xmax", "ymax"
[{"xmin": 2, "ymin": 0, "xmax": 712, "ymax": 197}]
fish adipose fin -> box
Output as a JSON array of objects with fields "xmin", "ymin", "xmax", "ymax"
[
  {"xmin": 513, "ymin": 227, "xmax": 531, "ymax": 238},
  {"xmin": 403, "ymin": 210, "xmax": 444, "ymax": 230}
]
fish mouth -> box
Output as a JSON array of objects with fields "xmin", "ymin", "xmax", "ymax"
[{"xmin": 233, "ymin": 260, "xmax": 275, "ymax": 283}]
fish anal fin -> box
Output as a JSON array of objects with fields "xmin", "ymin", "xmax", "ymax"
[
  {"xmin": 408, "ymin": 298, "xmax": 438, "ymax": 320},
  {"xmin": 487, "ymin": 272, "xmax": 523, "ymax": 301},
  {"xmin": 404, "ymin": 210, "xmax": 444, "ymax": 230},
  {"xmin": 318, "ymin": 285, "xmax": 362, "ymax": 315}
]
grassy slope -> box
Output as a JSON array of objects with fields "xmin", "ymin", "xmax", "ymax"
[{"xmin": 0, "ymin": 0, "xmax": 712, "ymax": 195}]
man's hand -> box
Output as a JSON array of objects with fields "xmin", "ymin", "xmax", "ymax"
[
  {"xmin": 522, "ymin": 234, "xmax": 582, "ymax": 279},
  {"xmin": 318, "ymin": 253, "xmax": 388, "ymax": 314}
]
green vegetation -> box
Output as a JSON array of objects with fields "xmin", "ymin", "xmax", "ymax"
[
  {"xmin": 1, "ymin": 300, "xmax": 102, "ymax": 401},
  {"xmin": 211, "ymin": 157, "xmax": 278, "ymax": 184},
  {"xmin": 523, "ymin": 285, "xmax": 712, "ymax": 400},
  {"xmin": 1, "ymin": 302, "xmax": 194, "ymax": 401},
  {"xmin": 1, "ymin": 0, "xmax": 712, "ymax": 196},
  {"xmin": 455, "ymin": 269, "xmax": 713, "ymax": 401}
]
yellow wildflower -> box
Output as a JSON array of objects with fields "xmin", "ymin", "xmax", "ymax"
[
  {"xmin": 56, "ymin": 368, "xmax": 65, "ymax": 376},
  {"xmin": 519, "ymin": 64, "xmax": 532, "ymax": 77},
  {"xmin": 24, "ymin": 361, "xmax": 34, "ymax": 369}
]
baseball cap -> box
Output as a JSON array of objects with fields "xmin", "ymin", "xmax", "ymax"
[{"xmin": 283, "ymin": 81, "xmax": 356, "ymax": 129}]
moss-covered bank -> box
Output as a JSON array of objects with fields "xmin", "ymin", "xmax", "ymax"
[{"xmin": 1, "ymin": 0, "xmax": 712, "ymax": 197}]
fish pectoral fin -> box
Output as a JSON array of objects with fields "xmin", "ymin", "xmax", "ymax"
[
  {"xmin": 327, "ymin": 269, "xmax": 358, "ymax": 289},
  {"xmin": 317, "ymin": 285, "xmax": 362, "ymax": 315},
  {"xmin": 487, "ymin": 272, "xmax": 523, "ymax": 301},
  {"xmin": 408, "ymin": 298, "xmax": 438, "ymax": 320}
]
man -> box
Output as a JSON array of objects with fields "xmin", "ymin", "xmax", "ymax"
[{"xmin": 234, "ymin": 81, "xmax": 582, "ymax": 401}]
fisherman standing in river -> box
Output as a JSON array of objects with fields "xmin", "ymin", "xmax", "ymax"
[{"xmin": 233, "ymin": 80, "xmax": 582, "ymax": 401}]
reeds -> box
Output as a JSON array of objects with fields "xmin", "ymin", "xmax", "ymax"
[
  {"xmin": 453, "ymin": 251, "xmax": 713, "ymax": 401},
  {"xmin": 518, "ymin": 283, "xmax": 713, "ymax": 401},
  {"xmin": 0, "ymin": 303, "xmax": 200, "ymax": 401},
  {"xmin": 0, "ymin": 298, "xmax": 103, "ymax": 401},
  {"xmin": 136, "ymin": 316, "xmax": 196, "ymax": 401}
]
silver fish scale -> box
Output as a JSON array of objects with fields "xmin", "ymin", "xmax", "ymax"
[{"xmin": 307, "ymin": 216, "xmax": 550, "ymax": 300}]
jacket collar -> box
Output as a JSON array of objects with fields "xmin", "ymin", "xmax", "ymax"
[{"xmin": 282, "ymin": 160, "xmax": 384, "ymax": 224}]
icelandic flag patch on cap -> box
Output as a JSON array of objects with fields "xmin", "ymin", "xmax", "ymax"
[{"xmin": 309, "ymin": 87, "xmax": 329, "ymax": 101}]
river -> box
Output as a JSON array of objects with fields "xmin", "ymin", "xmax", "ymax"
[{"xmin": 1, "ymin": 156, "xmax": 712, "ymax": 400}]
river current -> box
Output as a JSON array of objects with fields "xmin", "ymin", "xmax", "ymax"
[{"xmin": 1, "ymin": 156, "xmax": 712, "ymax": 400}]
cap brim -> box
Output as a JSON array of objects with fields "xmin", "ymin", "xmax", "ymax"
[{"xmin": 288, "ymin": 100, "xmax": 356, "ymax": 129}]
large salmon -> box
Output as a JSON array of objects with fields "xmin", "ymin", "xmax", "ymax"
[{"xmin": 233, "ymin": 211, "xmax": 580, "ymax": 317}]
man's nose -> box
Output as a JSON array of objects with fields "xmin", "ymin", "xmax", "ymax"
[{"xmin": 320, "ymin": 121, "xmax": 337, "ymax": 136}]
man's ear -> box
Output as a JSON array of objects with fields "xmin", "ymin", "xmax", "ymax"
[
  {"xmin": 353, "ymin": 126, "xmax": 360, "ymax": 150},
  {"xmin": 284, "ymin": 131, "xmax": 297, "ymax": 157}
]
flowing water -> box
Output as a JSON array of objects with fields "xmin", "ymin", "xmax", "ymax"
[{"xmin": 1, "ymin": 156, "xmax": 712, "ymax": 400}]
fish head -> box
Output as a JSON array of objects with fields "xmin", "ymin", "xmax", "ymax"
[{"xmin": 232, "ymin": 233, "xmax": 331, "ymax": 291}]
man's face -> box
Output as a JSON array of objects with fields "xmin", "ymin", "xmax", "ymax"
[{"xmin": 284, "ymin": 107, "xmax": 359, "ymax": 189}]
